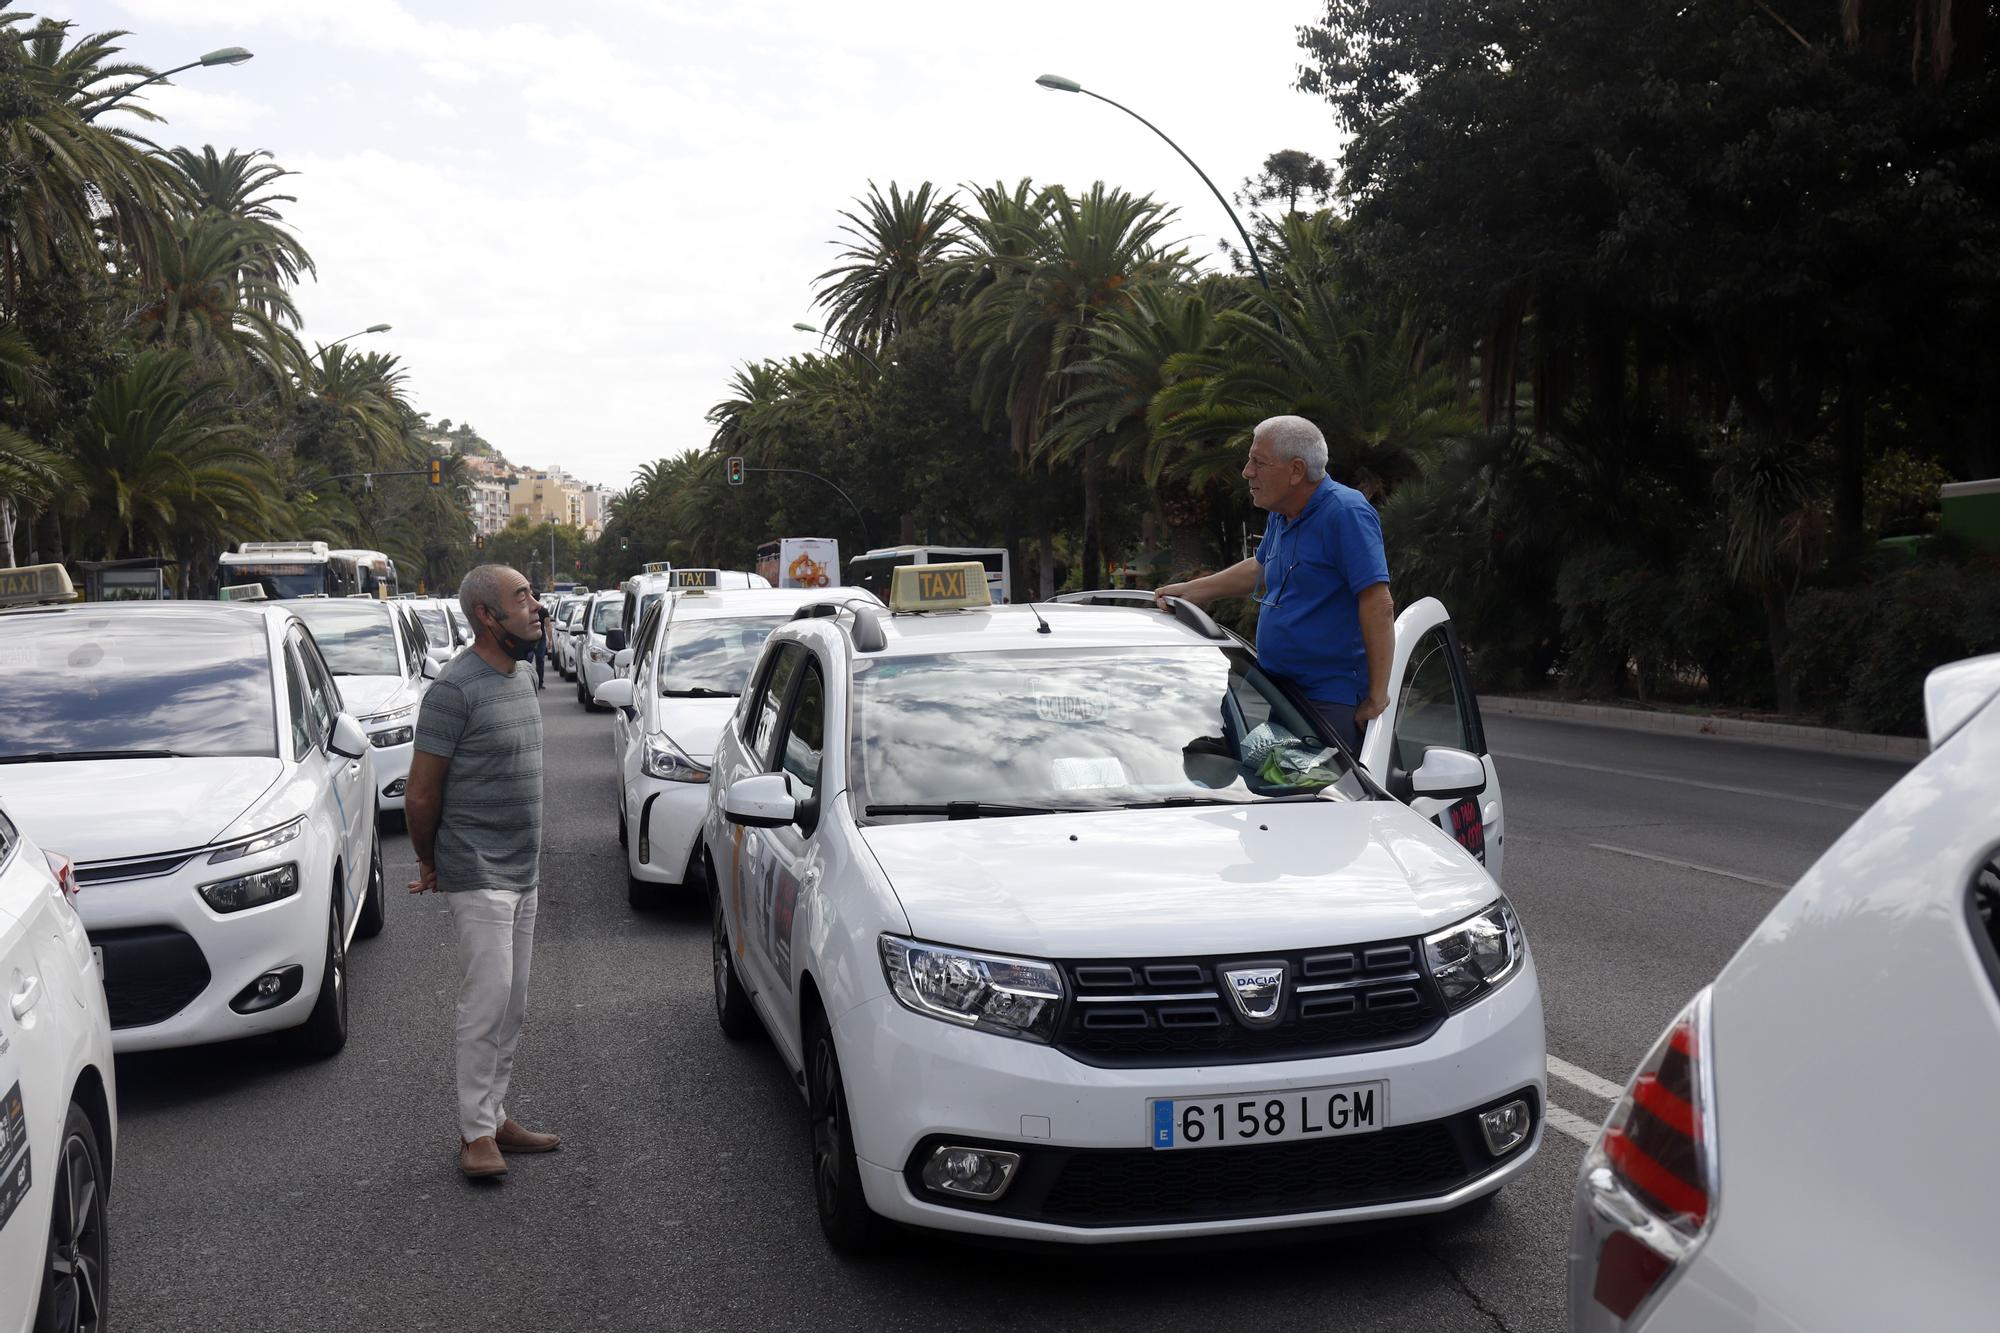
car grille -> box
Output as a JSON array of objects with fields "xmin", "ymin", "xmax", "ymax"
[
  {"xmin": 75, "ymin": 851, "xmax": 197, "ymax": 885},
  {"xmin": 94, "ymin": 925, "xmax": 211, "ymax": 1027},
  {"xmin": 1054, "ymin": 937, "xmax": 1445, "ymax": 1067},
  {"xmin": 902, "ymin": 1091, "xmax": 1538, "ymax": 1228}
]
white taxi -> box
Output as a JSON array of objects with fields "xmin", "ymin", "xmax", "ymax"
[
  {"xmin": 1568, "ymin": 653, "xmax": 2000, "ymax": 1331},
  {"xmin": 593, "ymin": 583, "xmax": 883, "ymax": 908},
  {"xmin": 0, "ymin": 798, "xmax": 116, "ymax": 1333},
  {"xmin": 574, "ymin": 591, "xmax": 629, "ymax": 711},
  {"xmin": 0, "ymin": 578, "xmax": 383, "ymax": 1057},
  {"xmin": 407, "ymin": 596, "xmax": 470, "ymax": 666},
  {"xmin": 702, "ymin": 563, "xmax": 1537, "ymax": 1249},
  {"xmin": 287, "ymin": 597, "xmax": 438, "ymax": 825}
]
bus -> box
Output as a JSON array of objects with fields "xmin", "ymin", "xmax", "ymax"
[
  {"xmin": 330, "ymin": 548, "xmax": 399, "ymax": 598},
  {"xmin": 216, "ymin": 541, "xmax": 359, "ymax": 599}
]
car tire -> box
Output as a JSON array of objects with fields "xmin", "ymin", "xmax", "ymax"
[
  {"xmin": 355, "ymin": 824, "xmax": 387, "ymax": 939},
  {"xmin": 627, "ymin": 866, "xmax": 662, "ymax": 911},
  {"xmin": 33, "ymin": 1100, "xmax": 108, "ymax": 1333},
  {"xmin": 379, "ymin": 809, "xmax": 407, "ymax": 834},
  {"xmin": 289, "ymin": 892, "xmax": 349, "ymax": 1058},
  {"xmin": 806, "ymin": 1010, "xmax": 882, "ymax": 1255},
  {"xmin": 711, "ymin": 882, "xmax": 756, "ymax": 1040},
  {"xmin": 576, "ymin": 673, "xmax": 593, "ymax": 711}
]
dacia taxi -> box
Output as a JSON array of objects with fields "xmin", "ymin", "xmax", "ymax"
[
  {"xmin": 701, "ymin": 562, "xmax": 1538, "ymax": 1250},
  {"xmin": 591, "ymin": 579, "xmax": 882, "ymax": 908}
]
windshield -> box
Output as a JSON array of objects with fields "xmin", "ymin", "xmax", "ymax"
[
  {"xmin": 0, "ymin": 612, "xmax": 276, "ymax": 759},
  {"xmin": 415, "ymin": 607, "xmax": 451, "ymax": 644},
  {"xmin": 851, "ymin": 646, "xmax": 1368, "ymax": 819},
  {"xmin": 590, "ymin": 599, "xmax": 622, "ymax": 634},
  {"xmin": 560, "ymin": 602, "xmax": 584, "ymax": 627},
  {"xmin": 220, "ymin": 562, "xmax": 326, "ymax": 599},
  {"xmin": 658, "ymin": 615, "xmax": 790, "ymax": 696},
  {"xmin": 289, "ymin": 602, "xmax": 402, "ymax": 675}
]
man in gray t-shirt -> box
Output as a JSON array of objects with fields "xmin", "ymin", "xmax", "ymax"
[{"xmin": 405, "ymin": 563, "xmax": 563, "ymax": 1180}]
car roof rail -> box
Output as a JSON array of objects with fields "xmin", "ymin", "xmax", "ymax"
[
  {"xmin": 788, "ymin": 598, "xmax": 887, "ymax": 653},
  {"xmin": 1050, "ymin": 588, "xmax": 1229, "ymax": 641}
]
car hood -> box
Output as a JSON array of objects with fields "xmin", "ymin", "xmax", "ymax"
[
  {"xmin": 0, "ymin": 757, "xmax": 284, "ymax": 862},
  {"xmin": 661, "ymin": 697, "xmax": 740, "ymax": 761},
  {"xmin": 334, "ymin": 674, "xmax": 418, "ymax": 718},
  {"xmin": 856, "ymin": 800, "xmax": 1495, "ymax": 957}
]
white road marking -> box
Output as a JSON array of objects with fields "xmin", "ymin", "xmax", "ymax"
[
  {"xmin": 1492, "ymin": 750, "xmax": 1869, "ymax": 812},
  {"xmin": 1545, "ymin": 1103, "xmax": 1603, "ymax": 1147},
  {"xmin": 1587, "ymin": 842, "xmax": 1791, "ymax": 890},
  {"xmin": 1548, "ymin": 1054, "xmax": 1626, "ymax": 1103}
]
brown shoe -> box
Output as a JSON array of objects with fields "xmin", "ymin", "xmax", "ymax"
[
  {"xmin": 496, "ymin": 1117, "xmax": 561, "ymax": 1153},
  {"xmin": 460, "ymin": 1135, "xmax": 508, "ymax": 1178}
]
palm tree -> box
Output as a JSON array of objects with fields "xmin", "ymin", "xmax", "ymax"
[
  {"xmin": 813, "ymin": 180, "xmax": 959, "ymax": 357},
  {"xmin": 0, "ymin": 322, "xmax": 62, "ymax": 564},
  {"xmin": 129, "ymin": 211, "xmax": 307, "ymax": 389},
  {"xmin": 159, "ymin": 145, "xmax": 316, "ymax": 313}
]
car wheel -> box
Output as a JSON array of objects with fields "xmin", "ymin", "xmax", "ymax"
[
  {"xmin": 289, "ymin": 892, "xmax": 349, "ymax": 1057},
  {"xmin": 711, "ymin": 883, "xmax": 756, "ymax": 1040},
  {"xmin": 628, "ymin": 867, "xmax": 662, "ymax": 911},
  {"xmin": 807, "ymin": 1010, "xmax": 882, "ymax": 1255},
  {"xmin": 576, "ymin": 673, "xmax": 593, "ymax": 711},
  {"xmin": 355, "ymin": 824, "xmax": 387, "ymax": 939},
  {"xmin": 34, "ymin": 1101, "xmax": 108, "ymax": 1333},
  {"xmin": 378, "ymin": 809, "xmax": 406, "ymax": 834}
]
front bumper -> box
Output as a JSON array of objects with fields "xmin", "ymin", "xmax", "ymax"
[
  {"xmin": 625, "ymin": 773, "xmax": 706, "ymax": 885},
  {"xmin": 834, "ymin": 953, "xmax": 1545, "ymax": 1242},
  {"xmin": 77, "ymin": 858, "xmax": 330, "ymax": 1053}
]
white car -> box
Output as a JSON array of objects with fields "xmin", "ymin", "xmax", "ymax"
[
  {"xmin": 407, "ymin": 596, "xmax": 469, "ymax": 665},
  {"xmin": 0, "ymin": 598, "xmax": 383, "ymax": 1056},
  {"xmin": 616, "ymin": 569, "xmax": 771, "ymax": 661},
  {"xmin": 1568, "ymin": 653, "xmax": 2000, "ymax": 1331},
  {"xmin": 574, "ymin": 591, "xmax": 628, "ymax": 711},
  {"xmin": 553, "ymin": 595, "xmax": 588, "ymax": 679},
  {"xmin": 287, "ymin": 598, "xmax": 438, "ymax": 824},
  {"xmin": 593, "ymin": 584, "xmax": 884, "ymax": 908},
  {"xmin": 701, "ymin": 563, "xmax": 1535, "ymax": 1250},
  {"xmin": 0, "ymin": 800, "xmax": 116, "ymax": 1333}
]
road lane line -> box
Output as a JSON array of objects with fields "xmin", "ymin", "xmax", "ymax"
[
  {"xmin": 1546, "ymin": 1103, "xmax": 1603, "ymax": 1146},
  {"xmin": 1587, "ymin": 842, "xmax": 1791, "ymax": 890},
  {"xmin": 1491, "ymin": 751, "xmax": 1869, "ymax": 811},
  {"xmin": 1548, "ymin": 1055, "xmax": 1626, "ymax": 1103}
]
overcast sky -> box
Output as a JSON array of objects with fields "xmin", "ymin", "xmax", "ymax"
[{"xmin": 80, "ymin": 1, "xmax": 1341, "ymax": 492}]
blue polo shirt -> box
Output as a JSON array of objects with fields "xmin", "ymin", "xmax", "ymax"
[{"xmin": 1255, "ymin": 476, "xmax": 1390, "ymax": 706}]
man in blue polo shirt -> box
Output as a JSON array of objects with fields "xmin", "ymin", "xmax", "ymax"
[{"xmin": 1155, "ymin": 415, "xmax": 1394, "ymax": 752}]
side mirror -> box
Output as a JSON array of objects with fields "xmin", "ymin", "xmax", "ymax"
[
  {"xmin": 328, "ymin": 713, "xmax": 370, "ymax": 760},
  {"xmin": 613, "ymin": 648, "xmax": 634, "ymax": 671},
  {"xmin": 722, "ymin": 773, "xmax": 797, "ymax": 828},
  {"xmin": 421, "ymin": 655, "xmax": 441, "ymax": 680},
  {"xmin": 604, "ymin": 629, "xmax": 628, "ymax": 652},
  {"xmin": 1410, "ymin": 746, "xmax": 1487, "ymax": 800},
  {"xmin": 594, "ymin": 678, "xmax": 635, "ymax": 709},
  {"xmin": 429, "ymin": 645, "xmax": 452, "ymax": 663}
]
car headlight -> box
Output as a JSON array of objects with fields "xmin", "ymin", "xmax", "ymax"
[
  {"xmin": 879, "ymin": 936, "xmax": 1064, "ymax": 1043},
  {"xmin": 198, "ymin": 862, "xmax": 299, "ymax": 913},
  {"xmin": 207, "ymin": 816, "xmax": 306, "ymax": 865},
  {"xmin": 370, "ymin": 726, "xmax": 413, "ymax": 747},
  {"xmin": 1422, "ymin": 900, "xmax": 1525, "ymax": 1011},
  {"xmin": 360, "ymin": 705, "xmax": 415, "ymax": 727},
  {"xmin": 641, "ymin": 733, "xmax": 709, "ymax": 783}
]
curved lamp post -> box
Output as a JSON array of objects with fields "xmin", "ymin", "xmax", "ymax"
[
  {"xmin": 1034, "ymin": 72, "xmax": 1274, "ymax": 297},
  {"xmin": 792, "ymin": 321, "xmax": 886, "ymax": 377},
  {"xmin": 85, "ymin": 47, "xmax": 254, "ymax": 122},
  {"xmin": 308, "ymin": 323, "xmax": 393, "ymax": 366}
]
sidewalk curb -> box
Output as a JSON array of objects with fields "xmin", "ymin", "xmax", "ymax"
[{"xmin": 1483, "ymin": 696, "xmax": 1927, "ymax": 762}]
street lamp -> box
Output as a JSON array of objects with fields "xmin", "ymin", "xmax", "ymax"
[
  {"xmin": 792, "ymin": 321, "xmax": 886, "ymax": 377},
  {"xmin": 307, "ymin": 324, "xmax": 393, "ymax": 366},
  {"xmin": 85, "ymin": 47, "xmax": 254, "ymax": 122},
  {"xmin": 1034, "ymin": 72, "xmax": 1275, "ymax": 297}
]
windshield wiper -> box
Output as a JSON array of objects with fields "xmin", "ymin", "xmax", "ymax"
[
  {"xmin": 663, "ymin": 687, "xmax": 736, "ymax": 698},
  {"xmin": 1117, "ymin": 792, "xmax": 1334, "ymax": 810},
  {"xmin": 865, "ymin": 802, "xmax": 1083, "ymax": 820},
  {"xmin": 0, "ymin": 749, "xmax": 183, "ymax": 764}
]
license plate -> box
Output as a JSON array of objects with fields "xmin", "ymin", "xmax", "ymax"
[{"xmin": 1149, "ymin": 1080, "xmax": 1387, "ymax": 1150}]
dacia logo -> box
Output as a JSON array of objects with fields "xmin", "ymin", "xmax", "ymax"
[
  {"xmin": 1222, "ymin": 964, "xmax": 1286, "ymax": 1026},
  {"xmin": 917, "ymin": 568, "xmax": 965, "ymax": 600}
]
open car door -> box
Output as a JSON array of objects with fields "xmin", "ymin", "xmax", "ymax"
[{"xmin": 1357, "ymin": 596, "xmax": 1506, "ymax": 882}]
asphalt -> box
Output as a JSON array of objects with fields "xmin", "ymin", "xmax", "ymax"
[{"xmin": 105, "ymin": 691, "xmax": 1911, "ymax": 1332}]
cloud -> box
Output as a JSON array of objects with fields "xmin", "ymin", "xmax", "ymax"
[{"xmin": 416, "ymin": 92, "xmax": 458, "ymax": 119}]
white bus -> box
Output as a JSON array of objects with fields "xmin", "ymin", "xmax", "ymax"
[
  {"xmin": 216, "ymin": 541, "xmax": 359, "ymax": 599},
  {"xmin": 848, "ymin": 545, "xmax": 1010, "ymax": 605},
  {"xmin": 329, "ymin": 548, "xmax": 399, "ymax": 598}
]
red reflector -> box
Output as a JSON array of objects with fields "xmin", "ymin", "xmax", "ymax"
[
  {"xmin": 1631, "ymin": 1072, "xmax": 1696, "ymax": 1137},
  {"xmin": 1605, "ymin": 1128, "xmax": 1710, "ymax": 1225},
  {"xmin": 1593, "ymin": 1229, "xmax": 1673, "ymax": 1319},
  {"xmin": 43, "ymin": 851, "xmax": 77, "ymax": 903}
]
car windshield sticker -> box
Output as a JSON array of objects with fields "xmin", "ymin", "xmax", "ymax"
[
  {"xmin": 1051, "ymin": 756, "xmax": 1127, "ymax": 790},
  {"xmin": 0, "ymin": 1082, "xmax": 29, "ymax": 1233},
  {"xmin": 1440, "ymin": 796, "xmax": 1486, "ymax": 862},
  {"xmin": 1034, "ymin": 693, "xmax": 1108, "ymax": 722}
]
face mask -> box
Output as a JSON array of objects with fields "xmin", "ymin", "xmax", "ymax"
[{"xmin": 482, "ymin": 606, "xmax": 540, "ymax": 661}]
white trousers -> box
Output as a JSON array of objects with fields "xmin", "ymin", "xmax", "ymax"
[{"xmin": 447, "ymin": 888, "xmax": 539, "ymax": 1142}]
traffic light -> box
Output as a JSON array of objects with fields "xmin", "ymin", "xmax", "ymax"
[
  {"xmin": 727, "ymin": 456, "xmax": 745, "ymax": 486},
  {"xmin": 428, "ymin": 457, "xmax": 443, "ymax": 486},
  {"xmin": 474, "ymin": 534, "xmax": 485, "ymax": 550}
]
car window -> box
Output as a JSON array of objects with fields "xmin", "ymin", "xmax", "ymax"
[
  {"xmin": 398, "ymin": 606, "xmax": 425, "ymax": 671},
  {"xmin": 745, "ymin": 644, "xmax": 802, "ymax": 764},
  {"xmin": 777, "ymin": 663, "xmax": 826, "ymax": 797},
  {"xmin": 849, "ymin": 645, "xmax": 1369, "ymax": 819},
  {"xmin": 0, "ymin": 612, "xmax": 278, "ymax": 759},
  {"xmin": 1393, "ymin": 628, "xmax": 1474, "ymax": 775},
  {"xmin": 659, "ymin": 614, "xmax": 791, "ymax": 698},
  {"xmin": 590, "ymin": 598, "xmax": 623, "ymax": 634},
  {"xmin": 283, "ymin": 640, "xmax": 312, "ymax": 761},
  {"xmin": 288, "ymin": 602, "xmax": 402, "ymax": 675},
  {"xmin": 296, "ymin": 631, "xmax": 345, "ymax": 738},
  {"xmin": 286, "ymin": 629, "xmax": 333, "ymax": 746},
  {"xmin": 416, "ymin": 606, "xmax": 451, "ymax": 648},
  {"xmin": 632, "ymin": 602, "xmax": 663, "ymax": 682}
]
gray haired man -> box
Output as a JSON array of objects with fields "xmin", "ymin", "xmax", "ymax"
[{"xmin": 405, "ymin": 563, "xmax": 562, "ymax": 1179}]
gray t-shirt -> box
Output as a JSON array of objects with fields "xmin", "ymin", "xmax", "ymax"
[{"xmin": 414, "ymin": 652, "xmax": 543, "ymax": 893}]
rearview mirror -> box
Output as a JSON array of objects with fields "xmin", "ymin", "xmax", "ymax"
[
  {"xmin": 1410, "ymin": 747, "xmax": 1487, "ymax": 800},
  {"xmin": 328, "ymin": 713, "xmax": 370, "ymax": 760},
  {"xmin": 421, "ymin": 656, "xmax": 441, "ymax": 680},
  {"xmin": 594, "ymin": 678, "xmax": 634, "ymax": 709},
  {"xmin": 723, "ymin": 773, "xmax": 797, "ymax": 828}
]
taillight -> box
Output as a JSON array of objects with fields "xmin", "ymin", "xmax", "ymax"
[
  {"xmin": 1570, "ymin": 988, "xmax": 1718, "ymax": 1327},
  {"xmin": 43, "ymin": 850, "xmax": 78, "ymax": 903}
]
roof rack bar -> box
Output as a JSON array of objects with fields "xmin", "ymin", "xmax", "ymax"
[{"xmin": 1050, "ymin": 588, "xmax": 1229, "ymax": 641}]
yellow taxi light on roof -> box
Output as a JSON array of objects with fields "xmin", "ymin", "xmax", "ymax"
[
  {"xmin": 889, "ymin": 562, "xmax": 991, "ymax": 613},
  {"xmin": 0, "ymin": 562, "xmax": 76, "ymax": 606},
  {"xmin": 217, "ymin": 583, "xmax": 268, "ymax": 602},
  {"xmin": 668, "ymin": 568, "xmax": 719, "ymax": 589}
]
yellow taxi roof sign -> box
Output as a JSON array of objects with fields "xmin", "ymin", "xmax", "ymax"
[
  {"xmin": 889, "ymin": 562, "xmax": 990, "ymax": 613},
  {"xmin": 668, "ymin": 568, "xmax": 719, "ymax": 590},
  {"xmin": 0, "ymin": 563, "xmax": 76, "ymax": 607}
]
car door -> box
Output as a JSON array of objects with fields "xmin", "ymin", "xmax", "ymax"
[
  {"xmin": 613, "ymin": 602, "xmax": 661, "ymax": 765},
  {"xmin": 0, "ymin": 813, "xmax": 65, "ymax": 1311},
  {"xmin": 723, "ymin": 645, "xmax": 805, "ymax": 995},
  {"xmin": 745, "ymin": 651, "xmax": 824, "ymax": 1065},
  {"xmin": 292, "ymin": 630, "xmax": 370, "ymax": 924},
  {"xmin": 1357, "ymin": 596, "xmax": 1507, "ymax": 882}
]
